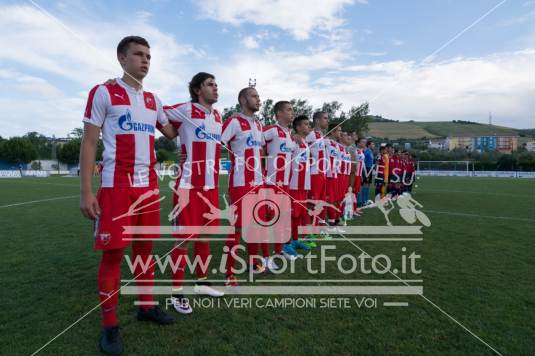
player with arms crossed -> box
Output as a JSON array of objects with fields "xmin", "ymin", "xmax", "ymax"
[{"xmin": 80, "ymin": 36, "xmax": 176, "ymax": 355}]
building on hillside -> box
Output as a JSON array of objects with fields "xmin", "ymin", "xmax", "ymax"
[
  {"xmin": 447, "ymin": 135, "xmax": 518, "ymax": 153},
  {"xmin": 427, "ymin": 138, "xmax": 447, "ymax": 150},
  {"xmin": 525, "ymin": 139, "xmax": 535, "ymax": 152},
  {"xmin": 446, "ymin": 136, "xmax": 473, "ymax": 151}
]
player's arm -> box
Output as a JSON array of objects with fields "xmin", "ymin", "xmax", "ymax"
[
  {"xmin": 156, "ymin": 96, "xmax": 177, "ymax": 140},
  {"xmin": 80, "ymin": 122, "xmax": 101, "ymax": 220},
  {"xmin": 158, "ymin": 122, "xmax": 178, "ymax": 140}
]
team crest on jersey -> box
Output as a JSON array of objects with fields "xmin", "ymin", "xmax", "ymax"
[{"xmin": 99, "ymin": 233, "xmax": 111, "ymax": 245}]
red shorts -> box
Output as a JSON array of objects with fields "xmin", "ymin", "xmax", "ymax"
[
  {"xmin": 326, "ymin": 177, "xmax": 338, "ymax": 203},
  {"xmin": 290, "ymin": 190, "xmax": 308, "ymax": 218},
  {"xmin": 228, "ymin": 185, "xmax": 262, "ymax": 229},
  {"xmin": 309, "ymin": 174, "xmax": 326, "ymax": 201},
  {"xmin": 171, "ymin": 187, "xmax": 219, "ymax": 236},
  {"xmin": 94, "ymin": 186, "xmax": 160, "ymax": 251}
]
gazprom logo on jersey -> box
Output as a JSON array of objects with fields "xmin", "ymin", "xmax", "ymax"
[
  {"xmin": 246, "ymin": 135, "xmax": 262, "ymax": 147},
  {"xmin": 329, "ymin": 148, "xmax": 337, "ymax": 156},
  {"xmin": 279, "ymin": 142, "xmax": 292, "ymax": 152},
  {"xmin": 298, "ymin": 151, "xmax": 308, "ymax": 162},
  {"xmin": 195, "ymin": 124, "xmax": 221, "ymax": 141},
  {"xmin": 118, "ymin": 110, "xmax": 155, "ymax": 133}
]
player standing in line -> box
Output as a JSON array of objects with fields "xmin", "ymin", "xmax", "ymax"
[
  {"xmin": 262, "ymin": 101, "xmax": 298, "ymax": 263},
  {"xmin": 163, "ymin": 72, "xmax": 225, "ymax": 316},
  {"xmin": 351, "ymin": 137, "xmax": 366, "ymax": 210},
  {"xmin": 361, "ymin": 140, "xmax": 375, "ymax": 204},
  {"xmin": 221, "ymin": 87, "xmax": 265, "ymax": 288},
  {"xmin": 375, "ymin": 144, "xmax": 387, "ymax": 198},
  {"xmin": 80, "ymin": 36, "xmax": 176, "ymax": 355},
  {"xmin": 324, "ymin": 123, "xmax": 342, "ymax": 226},
  {"xmin": 305, "ymin": 111, "xmax": 329, "ymax": 240},
  {"xmin": 288, "ymin": 115, "xmax": 312, "ymax": 250}
]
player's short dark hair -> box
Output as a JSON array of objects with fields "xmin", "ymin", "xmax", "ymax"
[
  {"xmin": 189, "ymin": 72, "xmax": 215, "ymax": 103},
  {"xmin": 274, "ymin": 101, "xmax": 291, "ymax": 117},
  {"xmin": 238, "ymin": 87, "xmax": 255, "ymax": 106},
  {"xmin": 312, "ymin": 111, "xmax": 327, "ymax": 124},
  {"xmin": 328, "ymin": 122, "xmax": 339, "ymax": 132},
  {"xmin": 366, "ymin": 140, "xmax": 373, "ymax": 147},
  {"xmin": 358, "ymin": 137, "xmax": 367, "ymax": 144},
  {"xmin": 117, "ymin": 36, "xmax": 150, "ymax": 56},
  {"xmin": 385, "ymin": 143, "xmax": 392, "ymax": 148},
  {"xmin": 292, "ymin": 115, "xmax": 309, "ymax": 131}
]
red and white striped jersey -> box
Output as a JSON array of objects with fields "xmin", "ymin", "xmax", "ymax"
[
  {"xmin": 355, "ymin": 148, "xmax": 365, "ymax": 176},
  {"xmin": 263, "ymin": 123, "xmax": 295, "ymax": 187},
  {"xmin": 341, "ymin": 146, "xmax": 352, "ymax": 175},
  {"xmin": 289, "ymin": 139, "xmax": 310, "ymax": 190},
  {"xmin": 324, "ymin": 138, "xmax": 339, "ymax": 178},
  {"xmin": 163, "ymin": 102, "xmax": 221, "ymax": 190},
  {"xmin": 221, "ymin": 113, "xmax": 264, "ymax": 188},
  {"xmin": 83, "ymin": 78, "xmax": 168, "ymax": 188},
  {"xmin": 305, "ymin": 129, "xmax": 327, "ymax": 175}
]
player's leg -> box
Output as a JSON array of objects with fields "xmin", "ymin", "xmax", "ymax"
[
  {"xmin": 132, "ymin": 187, "xmax": 175, "ymax": 323},
  {"xmin": 193, "ymin": 188, "xmax": 224, "ymax": 297},
  {"xmin": 291, "ymin": 190, "xmax": 311, "ymax": 251}
]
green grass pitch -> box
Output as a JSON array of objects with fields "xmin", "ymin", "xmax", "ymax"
[{"xmin": 0, "ymin": 175, "xmax": 534, "ymax": 355}]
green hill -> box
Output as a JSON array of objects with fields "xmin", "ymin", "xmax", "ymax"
[{"xmin": 367, "ymin": 120, "xmax": 525, "ymax": 139}]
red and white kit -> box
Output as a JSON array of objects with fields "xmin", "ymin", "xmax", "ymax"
[
  {"xmin": 263, "ymin": 123, "xmax": 295, "ymax": 187},
  {"xmin": 289, "ymin": 139, "xmax": 311, "ymax": 241},
  {"xmin": 324, "ymin": 138, "xmax": 340, "ymax": 221},
  {"xmin": 163, "ymin": 102, "xmax": 223, "ymax": 287},
  {"xmin": 83, "ymin": 78, "xmax": 168, "ymax": 250},
  {"xmin": 221, "ymin": 112, "xmax": 265, "ymax": 274}
]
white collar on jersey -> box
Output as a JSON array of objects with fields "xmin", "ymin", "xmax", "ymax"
[
  {"xmin": 116, "ymin": 77, "xmax": 143, "ymax": 94},
  {"xmin": 192, "ymin": 102, "xmax": 215, "ymax": 115},
  {"xmin": 275, "ymin": 122, "xmax": 290, "ymax": 132},
  {"xmin": 238, "ymin": 112, "xmax": 256, "ymax": 122}
]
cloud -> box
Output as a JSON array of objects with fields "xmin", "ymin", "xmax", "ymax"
[
  {"xmin": 212, "ymin": 47, "xmax": 535, "ymax": 129},
  {"xmin": 0, "ymin": 4, "xmax": 204, "ymax": 137},
  {"xmin": 195, "ymin": 0, "xmax": 357, "ymax": 40},
  {"xmin": 392, "ymin": 39, "xmax": 404, "ymax": 46}
]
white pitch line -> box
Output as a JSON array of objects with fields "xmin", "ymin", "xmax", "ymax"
[
  {"xmin": 425, "ymin": 210, "xmax": 535, "ymax": 223},
  {"xmin": 0, "ymin": 195, "xmax": 78, "ymax": 209}
]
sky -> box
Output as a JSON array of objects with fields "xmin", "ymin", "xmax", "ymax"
[{"xmin": 1, "ymin": 0, "xmax": 534, "ymax": 138}]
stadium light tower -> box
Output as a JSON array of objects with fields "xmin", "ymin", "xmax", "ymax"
[{"xmin": 248, "ymin": 78, "xmax": 256, "ymax": 88}]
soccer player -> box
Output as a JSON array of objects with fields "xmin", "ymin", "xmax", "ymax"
[
  {"xmin": 306, "ymin": 111, "xmax": 329, "ymax": 238},
  {"xmin": 262, "ymin": 101, "xmax": 297, "ymax": 263},
  {"xmin": 80, "ymin": 36, "xmax": 175, "ymax": 355},
  {"xmin": 163, "ymin": 72, "xmax": 225, "ymax": 315},
  {"xmin": 375, "ymin": 144, "xmax": 386, "ymax": 198},
  {"xmin": 351, "ymin": 137, "xmax": 366, "ymax": 209},
  {"xmin": 221, "ymin": 87, "xmax": 265, "ymax": 288},
  {"xmin": 324, "ymin": 123, "xmax": 342, "ymax": 225},
  {"xmin": 289, "ymin": 115, "xmax": 312, "ymax": 250},
  {"xmin": 362, "ymin": 140, "xmax": 375, "ymax": 203}
]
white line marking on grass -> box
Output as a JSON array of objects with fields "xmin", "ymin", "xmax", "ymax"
[
  {"xmin": 0, "ymin": 195, "xmax": 78, "ymax": 209},
  {"xmin": 426, "ymin": 210, "xmax": 535, "ymax": 223},
  {"xmin": 419, "ymin": 189, "xmax": 530, "ymax": 198},
  {"xmin": 383, "ymin": 302, "xmax": 409, "ymax": 307}
]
